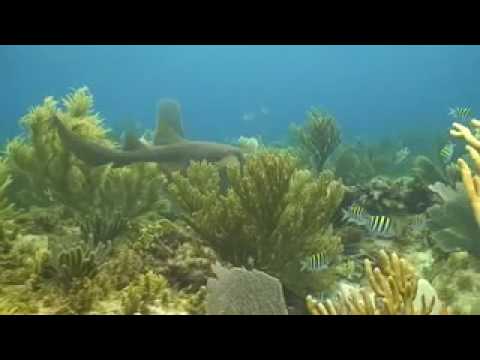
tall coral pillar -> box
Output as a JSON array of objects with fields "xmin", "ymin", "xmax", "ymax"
[{"xmin": 450, "ymin": 120, "xmax": 480, "ymax": 226}]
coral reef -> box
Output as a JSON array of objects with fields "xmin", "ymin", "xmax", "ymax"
[
  {"xmin": 206, "ymin": 263, "xmax": 288, "ymax": 315},
  {"xmin": 4, "ymin": 87, "xmax": 479, "ymax": 316},
  {"xmin": 306, "ymin": 250, "xmax": 446, "ymax": 315},
  {"xmin": 167, "ymin": 151, "xmax": 345, "ymax": 296},
  {"xmin": 355, "ymin": 175, "xmax": 434, "ymax": 215},
  {"xmin": 289, "ymin": 108, "xmax": 341, "ymax": 172}
]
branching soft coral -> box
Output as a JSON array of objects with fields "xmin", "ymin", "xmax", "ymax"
[
  {"xmin": 167, "ymin": 151, "xmax": 345, "ymax": 295},
  {"xmin": 0, "ymin": 158, "xmax": 16, "ymax": 219},
  {"xmin": 40, "ymin": 236, "xmax": 111, "ymax": 291},
  {"xmin": 289, "ymin": 108, "xmax": 341, "ymax": 172}
]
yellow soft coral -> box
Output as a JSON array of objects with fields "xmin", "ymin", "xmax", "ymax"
[{"xmin": 450, "ymin": 120, "xmax": 480, "ymax": 226}]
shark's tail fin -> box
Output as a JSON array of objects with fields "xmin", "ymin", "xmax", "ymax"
[{"xmin": 154, "ymin": 98, "xmax": 185, "ymax": 145}]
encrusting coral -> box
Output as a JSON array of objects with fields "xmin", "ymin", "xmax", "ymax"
[
  {"xmin": 289, "ymin": 108, "xmax": 341, "ymax": 172},
  {"xmin": 306, "ymin": 250, "xmax": 447, "ymax": 315},
  {"xmin": 167, "ymin": 151, "xmax": 345, "ymax": 296},
  {"xmin": 356, "ymin": 175, "xmax": 434, "ymax": 215}
]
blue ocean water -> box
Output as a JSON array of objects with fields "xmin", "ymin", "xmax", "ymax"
[{"xmin": 1, "ymin": 45, "xmax": 480, "ymax": 147}]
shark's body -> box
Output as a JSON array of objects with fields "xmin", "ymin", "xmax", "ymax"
[{"xmin": 51, "ymin": 99, "xmax": 244, "ymax": 169}]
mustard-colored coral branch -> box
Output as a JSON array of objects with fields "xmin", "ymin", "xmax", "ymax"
[
  {"xmin": 457, "ymin": 158, "xmax": 480, "ymax": 226},
  {"xmin": 450, "ymin": 122, "xmax": 480, "ymax": 151},
  {"xmin": 450, "ymin": 119, "xmax": 480, "ymax": 227}
]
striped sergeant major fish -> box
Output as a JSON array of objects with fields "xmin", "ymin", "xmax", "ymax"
[
  {"xmin": 300, "ymin": 253, "xmax": 332, "ymax": 272},
  {"xmin": 341, "ymin": 205, "xmax": 369, "ymax": 226},
  {"xmin": 366, "ymin": 215, "xmax": 395, "ymax": 238},
  {"xmin": 449, "ymin": 106, "xmax": 473, "ymax": 123},
  {"xmin": 440, "ymin": 142, "xmax": 455, "ymax": 164}
]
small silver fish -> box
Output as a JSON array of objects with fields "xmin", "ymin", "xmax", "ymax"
[
  {"xmin": 366, "ymin": 215, "xmax": 395, "ymax": 238},
  {"xmin": 342, "ymin": 205, "xmax": 369, "ymax": 226},
  {"xmin": 300, "ymin": 253, "xmax": 331, "ymax": 272},
  {"xmin": 440, "ymin": 142, "xmax": 455, "ymax": 163},
  {"xmin": 394, "ymin": 147, "xmax": 410, "ymax": 165}
]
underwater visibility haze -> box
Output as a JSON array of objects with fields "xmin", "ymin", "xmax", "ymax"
[{"xmin": 1, "ymin": 45, "xmax": 480, "ymax": 314}]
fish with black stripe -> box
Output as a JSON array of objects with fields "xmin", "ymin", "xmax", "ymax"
[
  {"xmin": 366, "ymin": 215, "xmax": 395, "ymax": 238},
  {"xmin": 341, "ymin": 205, "xmax": 369, "ymax": 226},
  {"xmin": 300, "ymin": 253, "xmax": 332, "ymax": 272},
  {"xmin": 440, "ymin": 142, "xmax": 455, "ymax": 164},
  {"xmin": 449, "ymin": 106, "xmax": 472, "ymax": 123}
]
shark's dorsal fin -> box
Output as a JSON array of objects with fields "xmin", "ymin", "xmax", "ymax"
[
  {"xmin": 122, "ymin": 131, "xmax": 149, "ymax": 151},
  {"xmin": 154, "ymin": 98, "xmax": 186, "ymax": 145}
]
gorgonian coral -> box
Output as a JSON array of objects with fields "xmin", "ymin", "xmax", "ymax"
[
  {"xmin": 289, "ymin": 108, "xmax": 341, "ymax": 172},
  {"xmin": 167, "ymin": 151, "xmax": 345, "ymax": 295}
]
